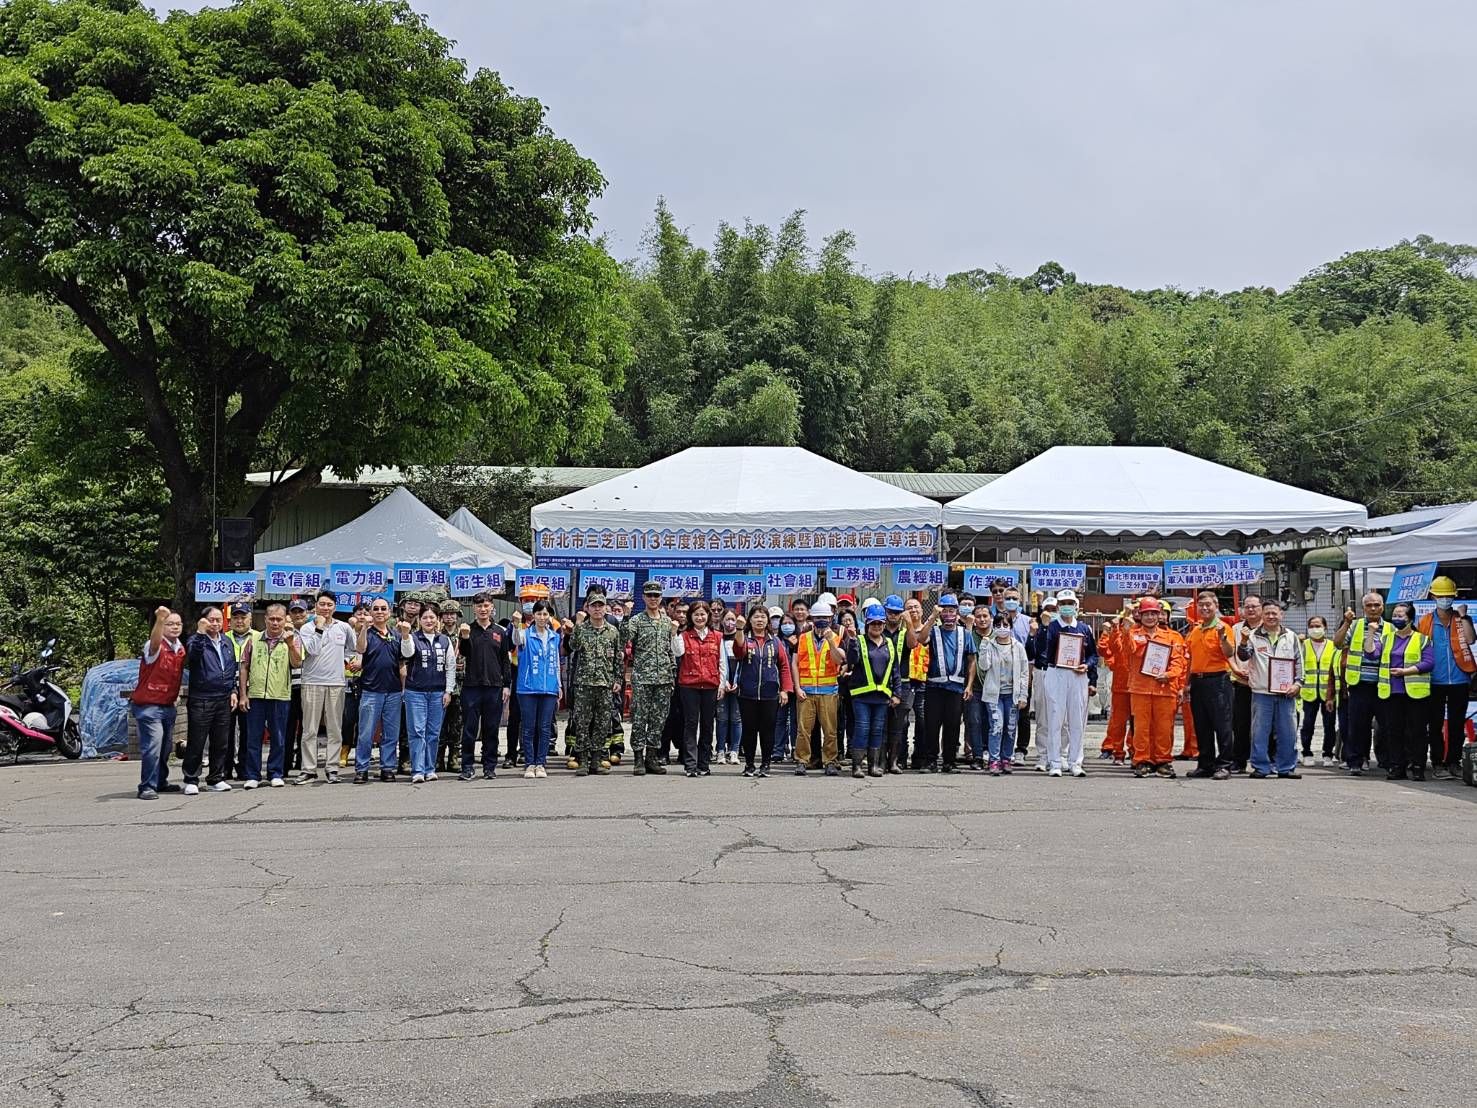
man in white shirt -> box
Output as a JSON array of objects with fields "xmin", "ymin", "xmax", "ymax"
[{"xmin": 296, "ymin": 590, "xmax": 356, "ymax": 783}]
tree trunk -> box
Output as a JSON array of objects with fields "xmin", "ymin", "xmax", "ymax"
[
  {"xmin": 100, "ymin": 592, "xmax": 116, "ymax": 661},
  {"xmin": 164, "ymin": 487, "xmax": 214, "ymax": 614}
]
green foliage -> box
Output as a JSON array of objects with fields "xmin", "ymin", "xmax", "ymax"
[{"xmin": 394, "ymin": 460, "xmax": 538, "ymax": 553}]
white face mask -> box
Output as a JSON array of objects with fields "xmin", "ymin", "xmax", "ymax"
[{"xmin": 1309, "ymin": 628, "xmax": 1326, "ymax": 641}]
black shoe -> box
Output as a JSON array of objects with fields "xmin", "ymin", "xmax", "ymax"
[
  {"xmin": 482, "ymin": 768, "xmax": 496, "ymax": 780},
  {"xmin": 1386, "ymin": 768, "xmax": 1407, "ymax": 781},
  {"xmin": 379, "ymin": 770, "xmax": 395, "ymax": 782},
  {"xmin": 757, "ymin": 764, "xmax": 770, "ymax": 778},
  {"xmin": 458, "ymin": 769, "xmax": 475, "ymax": 781},
  {"xmin": 794, "ymin": 765, "xmax": 807, "ymax": 776},
  {"xmin": 1410, "ymin": 769, "xmax": 1426, "ymax": 781},
  {"xmin": 685, "ymin": 769, "xmax": 697, "ymax": 778},
  {"xmin": 742, "ymin": 765, "xmax": 755, "ymax": 777},
  {"xmin": 1249, "ymin": 769, "xmax": 1269, "ymax": 779},
  {"xmin": 1185, "ymin": 768, "xmax": 1214, "ymax": 778},
  {"xmin": 648, "ymin": 758, "xmax": 667, "ymax": 776},
  {"xmin": 941, "ymin": 764, "xmax": 956, "ymax": 774},
  {"xmin": 157, "ymin": 782, "xmax": 183, "ymax": 793},
  {"xmin": 353, "ymin": 771, "xmax": 369, "ymax": 784},
  {"xmin": 1279, "ymin": 771, "xmax": 1303, "ymax": 779},
  {"xmin": 1349, "ymin": 766, "xmax": 1363, "ymax": 776},
  {"xmin": 501, "ymin": 756, "xmax": 516, "ymax": 769},
  {"xmin": 887, "ymin": 766, "xmax": 902, "ymax": 775},
  {"xmin": 698, "ymin": 767, "xmax": 711, "ymax": 776}
]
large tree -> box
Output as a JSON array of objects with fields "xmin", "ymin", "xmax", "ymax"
[{"xmin": 0, "ymin": 0, "xmax": 628, "ymax": 607}]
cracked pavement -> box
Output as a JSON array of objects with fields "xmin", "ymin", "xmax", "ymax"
[{"xmin": 2, "ymin": 754, "xmax": 1476, "ymax": 1106}]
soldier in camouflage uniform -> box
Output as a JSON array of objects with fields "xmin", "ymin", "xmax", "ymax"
[
  {"xmin": 566, "ymin": 587, "xmax": 623, "ymax": 775},
  {"xmin": 624, "ymin": 580, "xmax": 676, "ymax": 775}
]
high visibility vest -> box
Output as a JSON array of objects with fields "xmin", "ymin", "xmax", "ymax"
[
  {"xmin": 909, "ymin": 642, "xmax": 929, "ymax": 682},
  {"xmin": 1343, "ymin": 619, "xmax": 1391, "ymax": 685},
  {"xmin": 1378, "ymin": 632, "xmax": 1430, "ymax": 700},
  {"xmin": 796, "ymin": 632, "xmax": 840, "ymax": 691},
  {"xmin": 225, "ymin": 629, "xmax": 256, "ymax": 662},
  {"xmin": 1300, "ymin": 639, "xmax": 1337, "ymax": 701},
  {"xmin": 246, "ymin": 635, "xmax": 293, "ymax": 700},
  {"xmin": 851, "ymin": 637, "xmax": 896, "ymax": 697}
]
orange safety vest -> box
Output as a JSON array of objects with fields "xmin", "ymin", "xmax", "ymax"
[
  {"xmin": 796, "ymin": 631, "xmax": 840, "ymax": 691},
  {"xmin": 1416, "ymin": 611, "xmax": 1477, "ymax": 676}
]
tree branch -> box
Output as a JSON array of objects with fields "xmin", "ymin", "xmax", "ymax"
[{"xmin": 245, "ymin": 464, "xmax": 323, "ymax": 538}]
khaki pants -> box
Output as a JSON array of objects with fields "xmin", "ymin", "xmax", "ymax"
[
  {"xmin": 796, "ymin": 692, "xmax": 839, "ymax": 767},
  {"xmin": 299, "ymin": 684, "xmax": 345, "ymax": 774}
]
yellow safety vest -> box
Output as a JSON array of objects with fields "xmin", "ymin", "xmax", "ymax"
[
  {"xmin": 1343, "ymin": 619, "xmax": 1392, "ymax": 685},
  {"xmin": 1377, "ymin": 632, "xmax": 1430, "ymax": 700},
  {"xmin": 246, "ymin": 635, "xmax": 293, "ymax": 700},
  {"xmin": 1300, "ymin": 639, "xmax": 1336, "ymax": 701},
  {"xmin": 851, "ymin": 636, "xmax": 897, "ymax": 697}
]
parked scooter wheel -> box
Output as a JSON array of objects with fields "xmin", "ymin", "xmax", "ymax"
[
  {"xmin": 1462, "ymin": 742, "xmax": 1476, "ymax": 787},
  {"xmin": 0, "ymin": 729, "xmax": 17, "ymax": 762},
  {"xmin": 57, "ymin": 718, "xmax": 82, "ymax": 760}
]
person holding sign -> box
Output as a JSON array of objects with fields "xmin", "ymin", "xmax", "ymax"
[
  {"xmin": 1125, "ymin": 597, "xmax": 1187, "ymax": 777},
  {"xmin": 1244, "ymin": 600, "xmax": 1304, "ymax": 779},
  {"xmin": 1378, "ymin": 601, "xmax": 1435, "ymax": 781},
  {"xmin": 1416, "ymin": 577, "xmax": 1476, "ymax": 779},
  {"xmin": 1034, "ymin": 591, "xmax": 1096, "ymax": 777},
  {"xmin": 1332, "ymin": 592, "xmax": 1391, "ymax": 775}
]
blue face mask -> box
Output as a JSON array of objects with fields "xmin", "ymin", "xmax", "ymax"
[
  {"xmin": 958, "ymin": 605, "xmax": 975, "ymax": 617},
  {"xmin": 1059, "ymin": 605, "xmax": 1077, "ymax": 620},
  {"xmin": 1436, "ymin": 597, "xmax": 1454, "ymax": 611},
  {"xmin": 521, "ymin": 603, "xmax": 534, "ymax": 615},
  {"xmin": 780, "ymin": 622, "xmax": 796, "ymax": 636},
  {"xmin": 1005, "ymin": 600, "xmax": 1020, "ymax": 612}
]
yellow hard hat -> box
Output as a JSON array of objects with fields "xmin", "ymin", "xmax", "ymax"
[
  {"xmin": 1160, "ymin": 599, "xmax": 1173, "ymax": 612},
  {"xmin": 1430, "ymin": 575, "xmax": 1458, "ymax": 598}
]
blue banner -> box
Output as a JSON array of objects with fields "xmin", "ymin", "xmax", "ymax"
[
  {"xmin": 646, "ymin": 568, "xmax": 704, "ymax": 597},
  {"xmin": 1388, "ymin": 562, "xmax": 1439, "ymax": 604},
  {"xmin": 393, "ymin": 562, "xmax": 450, "ymax": 593},
  {"xmin": 763, "ymin": 565, "xmax": 820, "ymax": 593},
  {"xmin": 533, "ymin": 524, "xmax": 939, "ymax": 568},
  {"xmin": 712, "ymin": 574, "xmax": 766, "ymax": 602},
  {"xmin": 194, "ymin": 572, "xmax": 260, "ymax": 603},
  {"xmin": 893, "ymin": 563, "xmax": 948, "ymax": 589},
  {"xmin": 329, "ymin": 563, "xmax": 390, "ymax": 594},
  {"xmin": 447, "ymin": 568, "xmax": 506, "ymax": 597},
  {"xmin": 579, "ymin": 569, "xmax": 635, "ymax": 599},
  {"xmin": 962, "ymin": 567, "xmax": 1020, "ymax": 593},
  {"xmin": 515, "ymin": 568, "xmax": 572, "ymax": 596},
  {"xmin": 1104, "ymin": 565, "xmax": 1164, "ymax": 595},
  {"xmin": 825, "ymin": 561, "xmax": 882, "ymax": 587},
  {"xmin": 1210, "ymin": 554, "xmax": 1265, "ymax": 586},
  {"xmin": 1030, "ymin": 563, "xmax": 1087, "ymax": 592},
  {"xmin": 1164, "ymin": 559, "xmax": 1224, "ymax": 589},
  {"xmin": 263, "ymin": 564, "xmax": 329, "ymax": 595}
]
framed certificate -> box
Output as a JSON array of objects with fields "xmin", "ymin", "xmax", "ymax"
[
  {"xmin": 1269, "ymin": 657, "xmax": 1296, "ymax": 692},
  {"xmin": 1141, "ymin": 640, "xmax": 1171, "ymax": 678},
  {"xmin": 1056, "ymin": 634, "xmax": 1082, "ymax": 669}
]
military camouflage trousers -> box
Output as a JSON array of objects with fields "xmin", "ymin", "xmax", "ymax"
[
  {"xmin": 569, "ymin": 685, "xmax": 616, "ymax": 758},
  {"xmin": 630, "ymin": 682, "xmax": 673, "ymax": 756}
]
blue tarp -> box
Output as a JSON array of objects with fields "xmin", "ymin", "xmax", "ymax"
[{"xmin": 80, "ymin": 660, "xmax": 138, "ymax": 758}]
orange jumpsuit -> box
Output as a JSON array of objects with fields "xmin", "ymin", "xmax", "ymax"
[
  {"xmin": 1097, "ymin": 619, "xmax": 1143, "ymax": 759},
  {"xmin": 1178, "ymin": 670, "xmax": 1198, "ymax": 759},
  {"xmin": 1127, "ymin": 627, "xmax": 1188, "ymax": 768}
]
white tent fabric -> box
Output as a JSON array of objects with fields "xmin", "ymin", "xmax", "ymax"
[
  {"xmin": 529, "ymin": 447, "xmax": 943, "ymax": 530},
  {"xmin": 1347, "ymin": 499, "xmax": 1477, "ymax": 569},
  {"xmin": 254, "ymin": 487, "xmax": 519, "ymax": 573},
  {"xmin": 943, "ymin": 446, "xmax": 1368, "ymax": 538},
  {"xmin": 446, "ymin": 506, "xmax": 532, "ymax": 568}
]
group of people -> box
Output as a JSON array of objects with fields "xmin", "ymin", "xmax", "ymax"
[{"xmin": 125, "ymin": 574, "xmax": 1474, "ymax": 799}]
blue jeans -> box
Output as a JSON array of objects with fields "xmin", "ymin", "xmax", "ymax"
[
  {"xmin": 132, "ymin": 704, "xmax": 176, "ymax": 794},
  {"xmin": 243, "ymin": 698, "xmax": 290, "ymax": 781},
  {"xmin": 716, "ymin": 693, "xmax": 743, "ymax": 753},
  {"xmin": 356, "ymin": 690, "xmax": 403, "ymax": 774},
  {"xmin": 965, "ymin": 697, "xmax": 992, "ymax": 761},
  {"xmin": 851, "ymin": 697, "xmax": 889, "ymax": 753},
  {"xmin": 1251, "ymin": 693, "xmax": 1299, "ymax": 775},
  {"xmin": 519, "ymin": 692, "xmax": 557, "ymax": 766},
  {"xmin": 404, "ymin": 690, "xmax": 446, "ymax": 777},
  {"xmin": 991, "ymin": 695, "xmax": 1018, "ymax": 762}
]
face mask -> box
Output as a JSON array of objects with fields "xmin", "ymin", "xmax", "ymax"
[
  {"xmin": 722, "ymin": 621, "xmax": 736, "ymax": 633},
  {"xmin": 994, "ymin": 630, "xmax": 1012, "ymax": 643},
  {"xmin": 1436, "ymin": 597, "xmax": 1454, "ymax": 611},
  {"xmin": 1309, "ymin": 628, "xmax": 1326, "ymax": 640},
  {"xmin": 607, "ymin": 613, "xmax": 621, "ymax": 625},
  {"xmin": 812, "ymin": 619, "xmax": 831, "ymax": 631},
  {"xmin": 1391, "ymin": 616, "xmax": 1409, "ymax": 629},
  {"xmin": 958, "ymin": 604, "xmax": 975, "ymax": 617},
  {"xmin": 1004, "ymin": 600, "xmax": 1020, "ymax": 612},
  {"xmin": 1059, "ymin": 605, "xmax": 1077, "ymax": 619},
  {"xmin": 780, "ymin": 623, "xmax": 796, "ymax": 636},
  {"xmin": 521, "ymin": 603, "xmax": 534, "ymax": 614}
]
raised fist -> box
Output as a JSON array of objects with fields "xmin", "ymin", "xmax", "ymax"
[
  {"xmin": 396, "ymin": 620, "xmax": 412, "ymax": 636},
  {"xmin": 155, "ymin": 605, "xmax": 172, "ymax": 621},
  {"xmin": 459, "ymin": 623, "xmax": 471, "ymax": 638}
]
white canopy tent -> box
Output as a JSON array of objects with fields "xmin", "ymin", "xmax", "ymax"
[
  {"xmin": 1347, "ymin": 500, "xmax": 1477, "ymax": 569},
  {"xmin": 530, "ymin": 447, "xmax": 943, "ymax": 533},
  {"xmin": 254, "ymin": 487, "xmax": 521, "ymax": 575},
  {"xmin": 943, "ymin": 446, "xmax": 1368, "ymax": 543},
  {"xmin": 446, "ymin": 506, "xmax": 532, "ymax": 568}
]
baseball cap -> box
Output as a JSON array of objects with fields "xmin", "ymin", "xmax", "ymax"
[
  {"xmin": 642, "ymin": 581, "xmax": 664, "ymax": 597},
  {"xmin": 1055, "ymin": 589, "xmax": 1079, "ymax": 605},
  {"xmin": 288, "ymin": 598, "xmax": 309, "ymax": 611}
]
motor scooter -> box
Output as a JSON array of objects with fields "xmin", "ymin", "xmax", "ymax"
[{"xmin": 0, "ymin": 638, "xmax": 81, "ymax": 761}]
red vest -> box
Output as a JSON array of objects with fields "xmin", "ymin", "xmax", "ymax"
[
  {"xmin": 131, "ymin": 641, "xmax": 186, "ymax": 706},
  {"xmin": 677, "ymin": 629, "xmax": 721, "ymax": 689}
]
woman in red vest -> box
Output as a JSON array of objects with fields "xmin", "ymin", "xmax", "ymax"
[
  {"xmin": 673, "ymin": 602, "xmax": 722, "ymax": 777},
  {"xmin": 131, "ymin": 605, "xmax": 187, "ymax": 800}
]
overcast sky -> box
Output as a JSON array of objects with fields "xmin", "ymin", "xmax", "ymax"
[{"xmin": 171, "ymin": 1, "xmax": 1477, "ymax": 291}]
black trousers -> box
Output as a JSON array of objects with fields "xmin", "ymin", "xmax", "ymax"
[
  {"xmin": 738, "ymin": 696, "xmax": 777, "ymax": 769},
  {"xmin": 285, "ymin": 685, "xmax": 303, "ymax": 770},
  {"xmin": 438, "ymin": 693, "xmax": 461, "ymax": 770},
  {"xmin": 1346, "ymin": 681, "xmax": 1387, "ymax": 769},
  {"xmin": 1189, "ymin": 673, "xmax": 1233, "ymax": 773},
  {"xmin": 1387, "ymin": 692, "xmax": 1429, "ymax": 772},
  {"xmin": 229, "ymin": 705, "xmax": 251, "ymax": 778},
  {"xmin": 661, "ymin": 687, "xmax": 684, "ymax": 760},
  {"xmin": 1300, "ymin": 698, "xmax": 1336, "ymax": 757},
  {"xmin": 505, "ymin": 684, "xmax": 521, "ymax": 762},
  {"xmin": 1231, "ymin": 681, "xmax": 1252, "ymax": 769},
  {"xmin": 183, "ymin": 695, "xmax": 233, "ymax": 786},
  {"xmin": 461, "ymin": 685, "xmax": 505, "ymax": 771},
  {"xmin": 1428, "ymin": 683, "xmax": 1471, "ymax": 768},
  {"xmin": 920, "ymin": 686, "xmax": 964, "ymax": 769},
  {"xmin": 679, "ymin": 686, "xmax": 716, "ymax": 771},
  {"xmin": 342, "ymin": 685, "xmax": 360, "ymax": 752},
  {"xmin": 886, "ymin": 683, "xmax": 915, "ymax": 769},
  {"xmin": 1015, "ymin": 692, "xmax": 1030, "ymax": 753}
]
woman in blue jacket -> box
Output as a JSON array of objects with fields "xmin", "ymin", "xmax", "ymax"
[{"xmin": 513, "ymin": 601, "xmax": 563, "ymax": 778}]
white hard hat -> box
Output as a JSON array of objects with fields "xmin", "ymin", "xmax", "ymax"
[
  {"xmin": 817, "ymin": 592, "xmax": 838, "ymax": 608},
  {"xmin": 810, "ymin": 601, "xmax": 834, "ymax": 617}
]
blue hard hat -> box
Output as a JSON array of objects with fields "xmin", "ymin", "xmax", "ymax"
[
  {"xmin": 883, "ymin": 594, "xmax": 905, "ymax": 612},
  {"xmin": 862, "ymin": 602, "xmax": 887, "ymax": 624},
  {"xmin": 937, "ymin": 593, "xmax": 959, "ymax": 608}
]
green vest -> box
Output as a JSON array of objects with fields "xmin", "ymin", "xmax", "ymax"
[
  {"xmin": 225, "ymin": 629, "xmax": 256, "ymax": 662},
  {"xmin": 1300, "ymin": 638, "xmax": 1336, "ymax": 701},
  {"xmin": 246, "ymin": 634, "xmax": 293, "ymax": 700},
  {"xmin": 1378, "ymin": 632, "xmax": 1430, "ymax": 700},
  {"xmin": 851, "ymin": 636, "xmax": 896, "ymax": 697},
  {"xmin": 1343, "ymin": 619, "xmax": 1391, "ymax": 684}
]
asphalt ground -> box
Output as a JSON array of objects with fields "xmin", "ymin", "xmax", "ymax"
[{"xmin": 3, "ymin": 727, "xmax": 1476, "ymax": 1108}]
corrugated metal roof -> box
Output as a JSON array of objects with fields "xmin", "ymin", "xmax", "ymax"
[
  {"xmin": 1363, "ymin": 502, "xmax": 1467, "ymax": 535},
  {"xmin": 864, "ymin": 472, "xmax": 999, "ymax": 498}
]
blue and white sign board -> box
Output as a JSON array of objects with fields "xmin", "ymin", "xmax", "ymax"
[
  {"xmin": 515, "ymin": 568, "xmax": 572, "ymax": 596},
  {"xmin": 825, "ymin": 561, "xmax": 882, "ymax": 587},
  {"xmin": 1164, "ymin": 559, "xmax": 1224, "ymax": 589},
  {"xmin": 393, "ymin": 562, "xmax": 450, "ymax": 593},
  {"xmin": 1387, "ymin": 562, "xmax": 1439, "ymax": 604},
  {"xmin": 1104, "ymin": 565, "xmax": 1165, "ymax": 595},
  {"xmin": 1030, "ymin": 563, "xmax": 1087, "ymax": 592},
  {"xmin": 263, "ymin": 564, "xmax": 329, "ymax": 595},
  {"xmin": 448, "ymin": 568, "xmax": 506, "ymax": 597},
  {"xmin": 712, "ymin": 574, "xmax": 765, "ymax": 602},
  {"xmin": 534, "ymin": 524, "xmax": 938, "ymax": 568},
  {"xmin": 578, "ymin": 569, "xmax": 635, "ymax": 599},
  {"xmin": 647, "ymin": 568, "xmax": 704, "ymax": 597},
  {"xmin": 893, "ymin": 563, "xmax": 948, "ymax": 589},
  {"xmin": 1213, "ymin": 555, "xmax": 1265, "ymax": 586},
  {"xmin": 329, "ymin": 563, "xmax": 389, "ymax": 593},
  {"xmin": 962, "ymin": 567, "xmax": 1020, "ymax": 593},
  {"xmin": 194, "ymin": 572, "xmax": 259, "ymax": 602},
  {"xmin": 763, "ymin": 565, "xmax": 819, "ymax": 594}
]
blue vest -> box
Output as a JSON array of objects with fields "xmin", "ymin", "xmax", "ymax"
[
  {"xmin": 405, "ymin": 632, "xmax": 452, "ymax": 692},
  {"xmin": 517, "ymin": 628, "xmax": 562, "ymax": 695},
  {"xmin": 734, "ymin": 636, "xmax": 783, "ymax": 700}
]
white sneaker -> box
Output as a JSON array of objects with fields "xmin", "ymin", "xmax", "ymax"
[
  {"xmin": 1315, "ymin": 754, "xmax": 1325, "ymax": 767},
  {"xmin": 1034, "ymin": 763, "xmax": 1047, "ymax": 773},
  {"xmin": 244, "ymin": 779, "xmax": 259, "ymax": 790},
  {"xmin": 411, "ymin": 773, "xmax": 425, "ymax": 784},
  {"xmin": 535, "ymin": 765, "xmax": 547, "ymax": 778},
  {"xmin": 426, "ymin": 771, "xmax": 438, "ymax": 782},
  {"xmin": 269, "ymin": 777, "xmax": 285, "ymax": 788},
  {"xmin": 1070, "ymin": 765, "xmax": 1086, "ymax": 778},
  {"xmin": 209, "ymin": 781, "xmax": 233, "ymax": 792},
  {"xmin": 183, "ymin": 783, "xmax": 199, "ymax": 796},
  {"xmin": 1011, "ymin": 753, "xmax": 1025, "ymax": 766},
  {"xmin": 1048, "ymin": 766, "xmax": 1063, "ymax": 778},
  {"xmin": 524, "ymin": 766, "xmax": 536, "ymax": 779}
]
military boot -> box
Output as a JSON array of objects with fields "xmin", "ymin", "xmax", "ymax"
[
  {"xmin": 633, "ymin": 748, "xmax": 646, "ymax": 776},
  {"xmin": 645, "ymin": 751, "xmax": 667, "ymax": 775}
]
